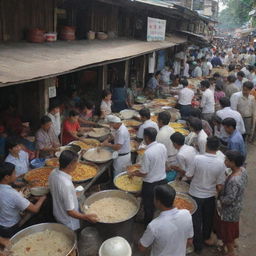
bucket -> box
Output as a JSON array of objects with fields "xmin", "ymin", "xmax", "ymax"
[
  {"xmin": 45, "ymin": 32, "xmax": 57, "ymax": 42},
  {"xmin": 27, "ymin": 28, "xmax": 45, "ymax": 43},
  {"xmin": 61, "ymin": 26, "xmax": 76, "ymax": 41}
]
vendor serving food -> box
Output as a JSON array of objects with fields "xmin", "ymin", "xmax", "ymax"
[
  {"xmin": 0, "ymin": 162, "xmax": 46, "ymax": 238},
  {"xmin": 102, "ymin": 115, "xmax": 131, "ymax": 177},
  {"xmin": 48, "ymin": 150, "xmax": 98, "ymax": 231}
]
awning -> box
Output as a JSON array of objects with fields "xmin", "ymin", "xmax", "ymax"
[{"xmin": 0, "ymin": 36, "xmax": 186, "ymax": 86}]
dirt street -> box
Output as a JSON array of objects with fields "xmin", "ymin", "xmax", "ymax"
[{"xmin": 133, "ymin": 144, "xmax": 256, "ymax": 256}]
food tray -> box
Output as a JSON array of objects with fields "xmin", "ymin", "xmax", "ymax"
[
  {"xmin": 168, "ymin": 180, "xmax": 190, "ymax": 194},
  {"xmin": 82, "ymin": 147, "xmax": 117, "ymax": 164},
  {"xmin": 174, "ymin": 193, "xmax": 197, "ymax": 215},
  {"xmin": 123, "ymin": 119, "xmax": 141, "ymax": 128},
  {"xmin": 114, "ymin": 172, "xmax": 142, "ymax": 193}
]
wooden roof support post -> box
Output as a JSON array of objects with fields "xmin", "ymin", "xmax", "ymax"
[
  {"xmin": 142, "ymin": 55, "xmax": 147, "ymax": 89},
  {"xmin": 124, "ymin": 59, "xmax": 130, "ymax": 87},
  {"xmin": 102, "ymin": 65, "xmax": 108, "ymax": 90}
]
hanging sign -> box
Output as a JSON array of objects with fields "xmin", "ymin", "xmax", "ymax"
[{"xmin": 147, "ymin": 17, "xmax": 166, "ymax": 42}]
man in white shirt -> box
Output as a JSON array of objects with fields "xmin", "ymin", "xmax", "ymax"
[
  {"xmin": 137, "ymin": 108, "xmax": 159, "ymax": 140},
  {"xmin": 103, "ymin": 115, "xmax": 131, "ymax": 176},
  {"xmin": 178, "ymin": 79, "xmax": 194, "ymax": 118},
  {"xmin": 48, "ymin": 150, "xmax": 97, "ymax": 231},
  {"xmin": 189, "ymin": 117, "xmax": 208, "ymax": 154},
  {"xmin": 186, "ymin": 136, "xmax": 226, "ymax": 253},
  {"xmin": 192, "ymin": 60, "xmax": 203, "ymax": 78},
  {"xmin": 234, "ymin": 71, "xmax": 248, "ymax": 90},
  {"xmin": 200, "ymin": 80, "xmax": 215, "ymax": 121},
  {"xmin": 156, "ymin": 111, "xmax": 177, "ymax": 165},
  {"xmin": 216, "ymin": 97, "xmax": 245, "ymax": 143},
  {"xmin": 0, "ymin": 162, "xmax": 46, "ymax": 237},
  {"xmin": 231, "ymin": 82, "xmax": 256, "ymax": 139},
  {"xmin": 139, "ymin": 185, "xmax": 193, "ymax": 256},
  {"xmin": 131, "ymin": 127, "xmax": 167, "ymax": 226},
  {"xmin": 5, "ymin": 138, "xmax": 29, "ymax": 177},
  {"xmin": 170, "ymin": 132, "xmax": 197, "ymax": 176},
  {"xmin": 47, "ymin": 99, "xmax": 61, "ymax": 137}
]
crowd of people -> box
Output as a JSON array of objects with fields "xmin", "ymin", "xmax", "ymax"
[{"xmin": 0, "ymin": 40, "xmax": 255, "ymax": 256}]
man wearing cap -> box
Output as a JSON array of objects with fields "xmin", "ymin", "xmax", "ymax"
[{"xmin": 102, "ymin": 115, "xmax": 131, "ymax": 176}]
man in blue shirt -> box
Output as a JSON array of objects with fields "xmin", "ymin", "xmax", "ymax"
[
  {"xmin": 222, "ymin": 118, "xmax": 246, "ymax": 156},
  {"xmin": 211, "ymin": 53, "xmax": 223, "ymax": 67}
]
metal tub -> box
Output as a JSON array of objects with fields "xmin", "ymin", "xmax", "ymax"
[
  {"xmin": 10, "ymin": 223, "xmax": 77, "ymax": 256},
  {"xmin": 81, "ymin": 190, "xmax": 140, "ymax": 242}
]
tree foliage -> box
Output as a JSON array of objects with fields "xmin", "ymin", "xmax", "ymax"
[{"xmin": 219, "ymin": 0, "xmax": 254, "ymax": 29}]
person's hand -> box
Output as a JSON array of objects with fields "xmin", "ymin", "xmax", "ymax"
[
  {"xmin": 0, "ymin": 237, "xmax": 10, "ymax": 248},
  {"xmin": 101, "ymin": 140, "xmax": 109, "ymax": 147},
  {"xmin": 34, "ymin": 195, "xmax": 47, "ymax": 202},
  {"xmin": 85, "ymin": 213, "xmax": 98, "ymax": 223}
]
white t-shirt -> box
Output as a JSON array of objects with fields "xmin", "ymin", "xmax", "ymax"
[
  {"xmin": 47, "ymin": 112, "xmax": 61, "ymax": 136},
  {"xmin": 140, "ymin": 208, "xmax": 193, "ymax": 256},
  {"xmin": 100, "ymin": 100, "xmax": 112, "ymax": 116},
  {"xmin": 178, "ymin": 87, "xmax": 194, "ymax": 105},
  {"xmin": 187, "ymin": 153, "xmax": 226, "ymax": 198},
  {"xmin": 140, "ymin": 142, "xmax": 167, "ymax": 183},
  {"xmin": 192, "ymin": 66, "xmax": 202, "ymax": 78},
  {"xmin": 5, "ymin": 150, "xmax": 29, "ymax": 177},
  {"xmin": 48, "ymin": 169, "xmax": 80, "ymax": 230},
  {"xmin": 0, "ymin": 184, "xmax": 30, "ymax": 227},
  {"xmin": 216, "ymin": 107, "xmax": 245, "ymax": 141},
  {"xmin": 200, "ymin": 88, "xmax": 215, "ymax": 114},
  {"xmin": 176, "ymin": 145, "xmax": 197, "ymax": 173},
  {"xmin": 194, "ymin": 129, "xmax": 208, "ymax": 154},
  {"xmin": 137, "ymin": 120, "xmax": 159, "ymax": 139},
  {"xmin": 114, "ymin": 124, "xmax": 131, "ymax": 154},
  {"xmin": 156, "ymin": 125, "xmax": 177, "ymax": 164}
]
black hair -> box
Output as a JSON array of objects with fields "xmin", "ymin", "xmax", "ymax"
[
  {"xmin": 237, "ymin": 71, "xmax": 245, "ymax": 78},
  {"xmin": 200, "ymin": 80, "xmax": 210, "ymax": 89},
  {"xmin": 206, "ymin": 136, "xmax": 220, "ymax": 151},
  {"xmin": 79, "ymin": 100, "xmax": 94, "ymax": 111},
  {"xmin": 48, "ymin": 98, "xmax": 60, "ymax": 112},
  {"xmin": 228, "ymin": 64, "xmax": 235, "ymax": 72},
  {"xmin": 215, "ymin": 83, "xmax": 223, "ymax": 91},
  {"xmin": 69, "ymin": 110, "xmax": 79, "ymax": 117},
  {"xmin": 227, "ymin": 75, "xmax": 236, "ymax": 83},
  {"xmin": 102, "ymin": 89, "xmax": 111, "ymax": 99},
  {"xmin": 211, "ymin": 114, "xmax": 222, "ymax": 124},
  {"xmin": 180, "ymin": 79, "xmax": 188, "ymax": 87},
  {"xmin": 59, "ymin": 150, "xmax": 78, "ymax": 169},
  {"xmin": 40, "ymin": 115, "xmax": 52, "ymax": 125},
  {"xmin": 248, "ymin": 65, "xmax": 255, "ymax": 72},
  {"xmin": 190, "ymin": 108, "xmax": 202, "ymax": 119},
  {"xmin": 243, "ymin": 81, "xmax": 253, "ymax": 90},
  {"xmin": 143, "ymin": 127, "xmax": 157, "ymax": 142},
  {"xmin": 170, "ymin": 132, "xmax": 185, "ymax": 146},
  {"xmin": 158, "ymin": 111, "xmax": 171, "ymax": 125},
  {"xmin": 189, "ymin": 117, "xmax": 203, "ymax": 132},
  {"xmin": 155, "ymin": 71, "xmax": 161, "ymax": 77},
  {"xmin": 222, "ymin": 117, "xmax": 236, "ymax": 129},
  {"xmin": 219, "ymin": 97, "xmax": 231, "ymax": 108},
  {"xmin": 154, "ymin": 184, "xmax": 176, "ymax": 208},
  {"xmin": 213, "ymin": 72, "xmax": 221, "ymax": 78},
  {"xmin": 225, "ymin": 150, "xmax": 245, "ymax": 167},
  {"xmin": 0, "ymin": 162, "xmax": 15, "ymax": 181},
  {"xmin": 139, "ymin": 108, "xmax": 151, "ymax": 119},
  {"xmin": 6, "ymin": 136, "xmax": 21, "ymax": 151}
]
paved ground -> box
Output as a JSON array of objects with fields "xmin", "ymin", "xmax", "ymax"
[{"xmin": 133, "ymin": 144, "xmax": 256, "ymax": 256}]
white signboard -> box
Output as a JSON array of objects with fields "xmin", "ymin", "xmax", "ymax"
[
  {"xmin": 147, "ymin": 17, "xmax": 166, "ymax": 42},
  {"xmin": 48, "ymin": 86, "xmax": 56, "ymax": 98}
]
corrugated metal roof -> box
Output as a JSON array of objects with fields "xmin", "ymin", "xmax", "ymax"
[{"xmin": 0, "ymin": 36, "xmax": 186, "ymax": 86}]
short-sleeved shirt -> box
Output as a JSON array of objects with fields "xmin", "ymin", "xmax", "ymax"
[
  {"xmin": 100, "ymin": 100, "xmax": 112, "ymax": 116},
  {"xmin": 114, "ymin": 124, "xmax": 131, "ymax": 154},
  {"xmin": 187, "ymin": 153, "xmax": 226, "ymax": 198},
  {"xmin": 178, "ymin": 87, "xmax": 194, "ymax": 105},
  {"xmin": 48, "ymin": 169, "xmax": 80, "ymax": 231},
  {"xmin": 193, "ymin": 129, "xmax": 208, "ymax": 154},
  {"xmin": 201, "ymin": 88, "xmax": 215, "ymax": 114},
  {"xmin": 62, "ymin": 120, "xmax": 80, "ymax": 145},
  {"xmin": 5, "ymin": 150, "xmax": 29, "ymax": 177},
  {"xmin": 140, "ymin": 208, "xmax": 194, "ymax": 256},
  {"xmin": 147, "ymin": 77, "xmax": 159, "ymax": 90},
  {"xmin": 35, "ymin": 127, "xmax": 60, "ymax": 158},
  {"xmin": 140, "ymin": 142, "xmax": 167, "ymax": 183},
  {"xmin": 137, "ymin": 120, "xmax": 159, "ymax": 139},
  {"xmin": 0, "ymin": 184, "xmax": 30, "ymax": 227},
  {"xmin": 228, "ymin": 130, "xmax": 246, "ymax": 156},
  {"xmin": 47, "ymin": 112, "xmax": 61, "ymax": 137},
  {"xmin": 176, "ymin": 145, "xmax": 197, "ymax": 173}
]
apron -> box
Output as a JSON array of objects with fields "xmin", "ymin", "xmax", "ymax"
[{"xmin": 113, "ymin": 153, "xmax": 131, "ymax": 177}]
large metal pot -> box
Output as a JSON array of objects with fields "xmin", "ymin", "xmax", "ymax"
[
  {"xmin": 81, "ymin": 190, "xmax": 140, "ymax": 243},
  {"xmin": 10, "ymin": 223, "xmax": 77, "ymax": 256}
]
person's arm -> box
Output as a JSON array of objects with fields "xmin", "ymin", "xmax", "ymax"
[
  {"xmin": 138, "ymin": 224, "xmax": 155, "ymax": 254},
  {"xmin": 102, "ymin": 140, "xmax": 122, "ymax": 151},
  {"xmin": 220, "ymin": 181, "xmax": 239, "ymax": 206},
  {"xmin": 78, "ymin": 117, "xmax": 95, "ymax": 126},
  {"xmin": 26, "ymin": 196, "xmax": 47, "ymax": 213},
  {"xmin": 185, "ymin": 157, "xmax": 196, "ymax": 179},
  {"xmin": 67, "ymin": 210, "xmax": 98, "ymax": 223},
  {"xmin": 200, "ymin": 93, "xmax": 206, "ymax": 109}
]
